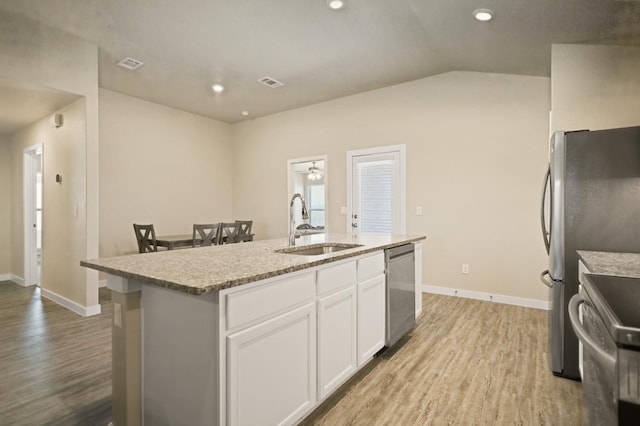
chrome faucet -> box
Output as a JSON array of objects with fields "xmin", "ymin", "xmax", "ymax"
[{"xmin": 289, "ymin": 193, "xmax": 309, "ymax": 246}]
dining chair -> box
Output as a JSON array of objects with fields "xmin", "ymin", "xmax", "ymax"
[
  {"xmin": 133, "ymin": 224, "xmax": 158, "ymax": 253},
  {"xmin": 235, "ymin": 220, "xmax": 254, "ymax": 242},
  {"xmin": 193, "ymin": 223, "xmax": 220, "ymax": 247},
  {"xmin": 217, "ymin": 222, "xmax": 241, "ymax": 245}
]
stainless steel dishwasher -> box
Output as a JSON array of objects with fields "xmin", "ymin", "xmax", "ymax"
[{"xmin": 385, "ymin": 244, "xmax": 416, "ymax": 347}]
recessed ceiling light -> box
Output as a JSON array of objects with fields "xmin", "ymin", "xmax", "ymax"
[
  {"xmin": 473, "ymin": 8, "xmax": 494, "ymax": 22},
  {"xmin": 327, "ymin": 0, "xmax": 345, "ymax": 10},
  {"xmin": 241, "ymin": 111, "xmax": 250, "ymax": 116},
  {"xmin": 212, "ymin": 84, "xmax": 225, "ymax": 93}
]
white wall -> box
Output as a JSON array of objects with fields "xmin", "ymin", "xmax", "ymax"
[
  {"xmin": 233, "ymin": 71, "xmax": 551, "ymax": 301},
  {"xmin": 0, "ymin": 136, "xmax": 11, "ymax": 276},
  {"xmin": 9, "ymin": 99, "xmax": 88, "ymax": 306},
  {"xmin": 98, "ymin": 89, "xmax": 234, "ymax": 257},
  {"xmin": 551, "ymin": 44, "xmax": 640, "ymax": 132},
  {"xmin": 0, "ymin": 11, "xmax": 99, "ymax": 311}
]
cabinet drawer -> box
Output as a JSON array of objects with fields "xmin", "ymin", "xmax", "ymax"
[
  {"xmin": 317, "ymin": 261, "xmax": 356, "ymax": 296},
  {"xmin": 357, "ymin": 253, "xmax": 385, "ymax": 281},
  {"xmin": 225, "ymin": 272, "xmax": 315, "ymax": 330}
]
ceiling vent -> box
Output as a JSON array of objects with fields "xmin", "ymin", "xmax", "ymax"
[
  {"xmin": 258, "ymin": 76, "xmax": 284, "ymax": 88},
  {"xmin": 117, "ymin": 57, "xmax": 144, "ymax": 70}
]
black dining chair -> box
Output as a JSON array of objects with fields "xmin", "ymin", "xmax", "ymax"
[
  {"xmin": 133, "ymin": 224, "xmax": 158, "ymax": 253},
  {"xmin": 193, "ymin": 223, "xmax": 220, "ymax": 247},
  {"xmin": 235, "ymin": 220, "xmax": 254, "ymax": 242},
  {"xmin": 217, "ymin": 222, "xmax": 241, "ymax": 245}
]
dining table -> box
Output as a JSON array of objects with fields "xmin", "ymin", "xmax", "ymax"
[{"xmin": 155, "ymin": 234, "xmax": 200, "ymax": 250}]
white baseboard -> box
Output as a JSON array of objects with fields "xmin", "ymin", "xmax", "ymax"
[
  {"xmin": 422, "ymin": 284, "xmax": 550, "ymax": 310},
  {"xmin": 41, "ymin": 288, "xmax": 102, "ymax": 317},
  {"xmin": 98, "ymin": 279, "xmax": 107, "ymax": 288},
  {"xmin": 12, "ymin": 274, "xmax": 26, "ymax": 286},
  {"xmin": 1, "ymin": 274, "xmax": 27, "ymax": 286}
]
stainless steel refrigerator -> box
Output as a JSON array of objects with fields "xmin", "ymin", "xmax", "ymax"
[{"xmin": 540, "ymin": 126, "xmax": 640, "ymax": 380}]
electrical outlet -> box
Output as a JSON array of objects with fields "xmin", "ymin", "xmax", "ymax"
[
  {"xmin": 340, "ymin": 206, "xmax": 347, "ymax": 215},
  {"xmin": 462, "ymin": 264, "xmax": 470, "ymax": 274}
]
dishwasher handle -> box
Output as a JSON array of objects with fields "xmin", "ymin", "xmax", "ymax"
[{"xmin": 568, "ymin": 293, "xmax": 615, "ymax": 366}]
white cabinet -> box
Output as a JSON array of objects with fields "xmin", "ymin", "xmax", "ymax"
[
  {"xmin": 226, "ymin": 302, "xmax": 316, "ymax": 426},
  {"xmin": 357, "ymin": 273, "xmax": 386, "ymax": 366},
  {"xmin": 414, "ymin": 241, "xmax": 423, "ymax": 318},
  {"xmin": 220, "ymin": 251, "xmax": 393, "ymax": 425},
  {"xmin": 317, "ymin": 285, "xmax": 357, "ymax": 399}
]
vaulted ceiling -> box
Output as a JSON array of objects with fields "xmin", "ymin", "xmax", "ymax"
[{"xmin": 1, "ymin": 0, "xmax": 639, "ymax": 125}]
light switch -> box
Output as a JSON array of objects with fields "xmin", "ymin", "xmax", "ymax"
[
  {"xmin": 340, "ymin": 206, "xmax": 347, "ymax": 215},
  {"xmin": 416, "ymin": 206, "xmax": 423, "ymax": 215},
  {"xmin": 73, "ymin": 205, "xmax": 79, "ymax": 217}
]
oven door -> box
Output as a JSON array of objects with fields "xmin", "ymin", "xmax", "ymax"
[{"xmin": 569, "ymin": 293, "xmax": 617, "ymax": 425}]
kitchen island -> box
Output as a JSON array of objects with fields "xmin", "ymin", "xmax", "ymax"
[{"xmin": 82, "ymin": 233, "xmax": 425, "ymax": 426}]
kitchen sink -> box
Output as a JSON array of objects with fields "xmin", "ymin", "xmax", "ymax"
[{"xmin": 275, "ymin": 243, "xmax": 363, "ymax": 256}]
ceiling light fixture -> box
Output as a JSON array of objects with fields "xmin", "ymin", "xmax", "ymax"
[
  {"xmin": 241, "ymin": 110, "xmax": 250, "ymax": 116},
  {"xmin": 327, "ymin": 0, "xmax": 345, "ymax": 10},
  {"xmin": 307, "ymin": 162, "xmax": 322, "ymax": 181},
  {"xmin": 473, "ymin": 8, "xmax": 494, "ymax": 22},
  {"xmin": 212, "ymin": 84, "xmax": 225, "ymax": 93}
]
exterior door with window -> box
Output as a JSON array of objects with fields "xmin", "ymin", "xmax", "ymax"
[{"xmin": 347, "ymin": 145, "xmax": 406, "ymax": 236}]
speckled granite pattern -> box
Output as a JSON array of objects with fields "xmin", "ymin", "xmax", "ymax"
[
  {"xmin": 81, "ymin": 233, "xmax": 426, "ymax": 295},
  {"xmin": 577, "ymin": 250, "xmax": 640, "ymax": 279}
]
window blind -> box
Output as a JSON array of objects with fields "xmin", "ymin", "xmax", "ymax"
[{"xmin": 354, "ymin": 159, "xmax": 393, "ymax": 233}]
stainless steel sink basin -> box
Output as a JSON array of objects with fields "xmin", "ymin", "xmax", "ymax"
[{"xmin": 276, "ymin": 243, "xmax": 363, "ymax": 256}]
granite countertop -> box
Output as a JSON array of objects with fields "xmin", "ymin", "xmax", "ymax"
[
  {"xmin": 82, "ymin": 233, "xmax": 426, "ymax": 295},
  {"xmin": 577, "ymin": 250, "xmax": 640, "ymax": 279}
]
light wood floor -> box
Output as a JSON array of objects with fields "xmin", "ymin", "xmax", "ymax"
[
  {"xmin": 0, "ymin": 281, "xmax": 112, "ymax": 425},
  {"xmin": 302, "ymin": 293, "xmax": 586, "ymax": 425},
  {"xmin": 0, "ymin": 282, "xmax": 585, "ymax": 425}
]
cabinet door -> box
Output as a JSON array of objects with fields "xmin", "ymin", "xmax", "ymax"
[
  {"xmin": 227, "ymin": 303, "xmax": 316, "ymax": 426},
  {"xmin": 357, "ymin": 274, "xmax": 386, "ymax": 366},
  {"xmin": 317, "ymin": 286, "xmax": 357, "ymax": 399},
  {"xmin": 414, "ymin": 242, "xmax": 423, "ymax": 318}
]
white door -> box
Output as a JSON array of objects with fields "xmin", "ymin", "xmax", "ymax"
[
  {"xmin": 23, "ymin": 144, "xmax": 43, "ymax": 286},
  {"xmin": 347, "ymin": 145, "xmax": 406, "ymax": 235}
]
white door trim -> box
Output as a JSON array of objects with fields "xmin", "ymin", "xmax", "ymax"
[
  {"xmin": 287, "ymin": 154, "xmax": 329, "ymax": 232},
  {"xmin": 23, "ymin": 143, "xmax": 42, "ymax": 287},
  {"xmin": 346, "ymin": 145, "xmax": 406, "ymax": 235}
]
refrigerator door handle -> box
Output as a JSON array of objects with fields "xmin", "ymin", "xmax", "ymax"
[
  {"xmin": 540, "ymin": 164, "xmax": 551, "ymax": 254},
  {"xmin": 540, "ymin": 270, "xmax": 553, "ymax": 288}
]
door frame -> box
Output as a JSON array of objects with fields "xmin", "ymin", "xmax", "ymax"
[
  {"xmin": 287, "ymin": 154, "xmax": 329, "ymax": 232},
  {"xmin": 346, "ymin": 145, "xmax": 406, "ymax": 235},
  {"xmin": 23, "ymin": 143, "xmax": 42, "ymax": 287}
]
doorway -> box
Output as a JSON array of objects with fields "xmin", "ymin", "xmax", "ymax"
[
  {"xmin": 287, "ymin": 155, "xmax": 328, "ymax": 234},
  {"xmin": 347, "ymin": 145, "xmax": 406, "ymax": 235},
  {"xmin": 23, "ymin": 144, "xmax": 43, "ymax": 286}
]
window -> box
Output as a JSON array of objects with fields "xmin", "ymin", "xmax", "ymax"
[{"xmin": 306, "ymin": 184, "xmax": 325, "ymax": 228}]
